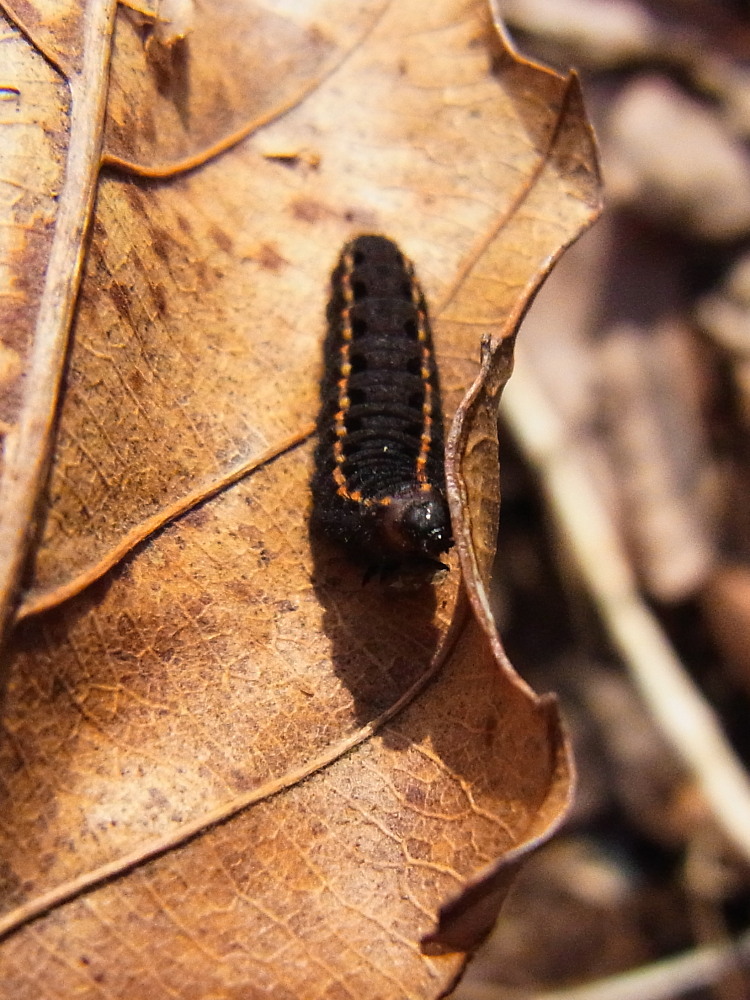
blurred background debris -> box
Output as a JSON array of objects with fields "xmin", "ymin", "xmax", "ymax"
[{"xmin": 452, "ymin": 2, "xmax": 750, "ymax": 996}]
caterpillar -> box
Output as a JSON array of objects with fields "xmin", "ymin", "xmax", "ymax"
[{"xmin": 311, "ymin": 234, "xmax": 453, "ymax": 576}]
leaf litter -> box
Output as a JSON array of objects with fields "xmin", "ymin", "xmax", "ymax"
[{"xmin": 454, "ymin": 1, "xmax": 750, "ymax": 998}]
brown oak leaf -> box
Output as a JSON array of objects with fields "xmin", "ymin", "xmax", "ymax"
[{"xmin": 0, "ymin": 1, "xmax": 602, "ymax": 996}]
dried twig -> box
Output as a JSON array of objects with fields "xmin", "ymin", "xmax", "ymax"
[
  {"xmin": 458, "ymin": 924, "xmax": 750, "ymax": 1000},
  {"xmin": 500, "ymin": 353, "xmax": 750, "ymax": 861},
  {"xmin": 529, "ymin": 926, "xmax": 750, "ymax": 1000}
]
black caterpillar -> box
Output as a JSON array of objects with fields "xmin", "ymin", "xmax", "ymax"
[{"xmin": 311, "ymin": 234, "xmax": 453, "ymax": 574}]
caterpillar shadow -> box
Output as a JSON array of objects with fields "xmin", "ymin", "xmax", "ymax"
[{"xmin": 309, "ymin": 530, "xmax": 444, "ymax": 742}]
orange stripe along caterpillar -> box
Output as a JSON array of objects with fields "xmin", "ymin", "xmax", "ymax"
[{"xmin": 311, "ymin": 234, "xmax": 453, "ymax": 578}]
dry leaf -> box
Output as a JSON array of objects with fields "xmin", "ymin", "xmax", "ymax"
[{"xmin": 0, "ymin": 0, "xmax": 602, "ymax": 996}]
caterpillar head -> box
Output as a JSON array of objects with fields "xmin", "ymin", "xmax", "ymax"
[{"xmin": 377, "ymin": 485, "xmax": 453, "ymax": 560}]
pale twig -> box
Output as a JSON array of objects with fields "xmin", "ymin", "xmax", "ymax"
[
  {"xmin": 530, "ymin": 926, "xmax": 750, "ymax": 1000},
  {"xmin": 499, "ymin": 353, "xmax": 750, "ymax": 862},
  {"xmin": 457, "ymin": 926, "xmax": 750, "ymax": 1000}
]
